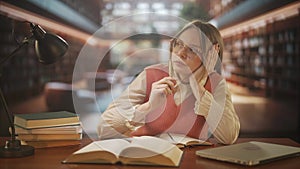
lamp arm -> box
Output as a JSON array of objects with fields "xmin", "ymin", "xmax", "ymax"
[
  {"xmin": 0, "ymin": 34, "xmax": 33, "ymax": 141},
  {"xmin": 0, "ymin": 88, "xmax": 15, "ymax": 141},
  {"xmin": 0, "ymin": 35, "xmax": 32, "ymax": 65}
]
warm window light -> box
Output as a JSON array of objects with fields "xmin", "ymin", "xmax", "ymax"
[{"xmin": 0, "ymin": 22, "xmax": 68, "ymax": 158}]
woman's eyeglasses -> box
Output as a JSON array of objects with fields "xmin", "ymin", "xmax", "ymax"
[{"xmin": 170, "ymin": 38, "xmax": 202, "ymax": 56}]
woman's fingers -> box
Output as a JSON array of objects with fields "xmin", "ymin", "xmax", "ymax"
[
  {"xmin": 153, "ymin": 84, "xmax": 172, "ymax": 95},
  {"xmin": 205, "ymin": 47, "xmax": 218, "ymax": 73},
  {"xmin": 147, "ymin": 77, "xmax": 177, "ymax": 112},
  {"xmin": 164, "ymin": 86, "xmax": 173, "ymax": 95},
  {"xmin": 154, "ymin": 77, "xmax": 177, "ymax": 95}
]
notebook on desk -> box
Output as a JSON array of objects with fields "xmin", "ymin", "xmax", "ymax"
[{"xmin": 196, "ymin": 141, "xmax": 300, "ymax": 166}]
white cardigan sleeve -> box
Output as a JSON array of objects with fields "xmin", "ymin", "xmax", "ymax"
[
  {"xmin": 97, "ymin": 71, "xmax": 148, "ymax": 139},
  {"xmin": 191, "ymin": 69, "xmax": 240, "ymax": 144}
]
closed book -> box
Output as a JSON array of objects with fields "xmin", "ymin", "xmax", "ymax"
[
  {"xmin": 21, "ymin": 140, "xmax": 81, "ymax": 148},
  {"xmin": 15, "ymin": 125, "xmax": 82, "ymax": 135},
  {"xmin": 17, "ymin": 133, "xmax": 82, "ymax": 141},
  {"xmin": 14, "ymin": 111, "xmax": 80, "ymax": 129}
]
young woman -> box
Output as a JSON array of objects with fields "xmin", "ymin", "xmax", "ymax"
[{"xmin": 97, "ymin": 20, "xmax": 240, "ymax": 145}]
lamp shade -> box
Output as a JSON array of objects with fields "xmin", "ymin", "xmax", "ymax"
[{"xmin": 31, "ymin": 24, "xmax": 68, "ymax": 64}]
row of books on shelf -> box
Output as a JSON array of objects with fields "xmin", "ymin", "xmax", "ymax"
[{"xmin": 13, "ymin": 111, "xmax": 83, "ymax": 148}]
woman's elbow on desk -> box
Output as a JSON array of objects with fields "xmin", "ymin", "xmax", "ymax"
[
  {"xmin": 214, "ymin": 121, "xmax": 240, "ymax": 145},
  {"xmin": 97, "ymin": 112, "xmax": 129, "ymax": 139}
]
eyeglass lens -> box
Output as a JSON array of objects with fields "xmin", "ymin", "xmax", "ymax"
[{"xmin": 171, "ymin": 39, "xmax": 198, "ymax": 55}]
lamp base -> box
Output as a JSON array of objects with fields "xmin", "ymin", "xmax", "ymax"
[{"xmin": 0, "ymin": 140, "xmax": 34, "ymax": 158}]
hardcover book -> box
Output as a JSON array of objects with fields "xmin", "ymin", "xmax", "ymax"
[
  {"xmin": 22, "ymin": 140, "xmax": 81, "ymax": 148},
  {"xmin": 62, "ymin": 136, "xmax": 183, "ymax": 167},
  {"xmin": 17, "ymin": 133, "xmax": 82, "ymax": 141},
  {"xmin": 14, "ymin": 111, "xmax": 80, "ymax": 129},
  {"xmin": 15, "ymin": 125, "xmax": 82, "ymax": 134}
]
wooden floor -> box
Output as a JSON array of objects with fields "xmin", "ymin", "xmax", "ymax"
[{"xmin": 3, "ymin": 82, "xmax": 300, "ymax": 142}]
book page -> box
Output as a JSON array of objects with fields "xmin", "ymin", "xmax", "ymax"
[
  {"xmin": 159, "ymin": 133, "xmax": 212, "ymax": 146},
  {"xmin": 119, "ymin": 136, "xmax": 183, "ymax": 166},
  {"xmin": 133, "ymin": 136, "xmax": 176, "ymax": 153},
  {"xmin": 62, "ymin": 139, "xmax": 132, "ymax": 164},
  {"xmin": 80, "ymin": 139, "xmax": 130, "ymax": 156},
  {"xmin": 121, "ymin": 136, "xmax": 177, "ymax": 158},
  {"xmin": 65, "ymin": 139, "xmax": 130, "ymax": 163}
]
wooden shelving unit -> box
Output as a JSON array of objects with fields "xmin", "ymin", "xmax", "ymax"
[{"xmin": 224, "ymin": 14, "xmax": 299, "ymax": 98}]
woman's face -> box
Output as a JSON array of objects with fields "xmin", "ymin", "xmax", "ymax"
[{"xmin": 171, "ymin": 27, "xmax": 203, "ymax": 77}]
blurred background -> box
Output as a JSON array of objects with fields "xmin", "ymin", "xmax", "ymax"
[{"xmin": 0, "ymin": 0, "xmax": 299, "ymax": 142}]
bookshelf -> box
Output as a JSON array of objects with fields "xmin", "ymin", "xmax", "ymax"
[{"xmin": 224, "ymin": 14, "xmax": 299, "ymax": 98}]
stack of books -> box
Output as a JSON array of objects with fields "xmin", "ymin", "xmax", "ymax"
[{"xmin": 13, "ymin": 111, "xmax": 83, "ymax": 148}]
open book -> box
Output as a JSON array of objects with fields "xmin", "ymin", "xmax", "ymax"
[
  {"xmin": 62, "ymin": 136, "xmax": 183, "ymax": 167},
  {"xmin": 159, "ymin": 133, "xmax": 213, "ymax": 148}
]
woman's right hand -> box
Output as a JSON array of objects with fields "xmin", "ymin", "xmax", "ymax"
[
  {"xmin": 131, "ymin": 77, "xmax": 177, "ymax": 137},
  {"xmin": 147, "ymin": 77, "xmax": 177, "ymax": 112}
]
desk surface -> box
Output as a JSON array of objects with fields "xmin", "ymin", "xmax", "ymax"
[{"xmin": 1, "ymin": 137, "xmax": 300, "ymax": 169}]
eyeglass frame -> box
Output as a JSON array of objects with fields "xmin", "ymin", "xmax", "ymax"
[{"xmin": 170, "ymin": 38, "xmax": 203, "ymax": 57}]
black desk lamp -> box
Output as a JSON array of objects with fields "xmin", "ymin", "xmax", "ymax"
[{"xmin": 0, "ymin": 23, "xmax": 68, "ymax": 158}]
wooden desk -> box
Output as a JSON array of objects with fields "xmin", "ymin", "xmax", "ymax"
[{"xmin": 1, "ymin": 137, "xmax": 299, "ymax": 169}]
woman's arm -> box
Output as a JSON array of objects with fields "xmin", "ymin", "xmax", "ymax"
[
  {"xmin": 97, "ymin": 71, "xmax": 149, "ymax": 139},
  {"xmin": 197, "ymin": 80, "xmax": 240, "ymax": 144},
  {"xmin": 190, "ymin": 67, "xmax": 240, "ymax": 144}
]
